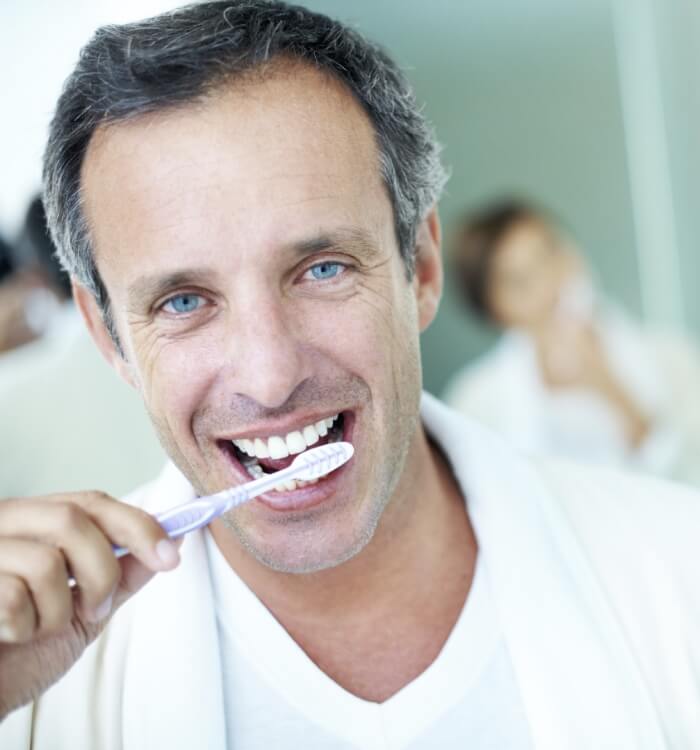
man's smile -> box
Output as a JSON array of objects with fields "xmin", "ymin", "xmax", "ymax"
[{"xmin": 218, "ymin": 411, "xmax": 355, "ymax": 501}]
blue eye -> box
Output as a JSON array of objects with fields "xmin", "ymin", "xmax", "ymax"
[
  {"xmin": 309, "ymin": 262, "xmax": 343, "ymax": 280},
  {"xmin": 163, "ymin": 293, "xmax": 204, "ymax": 314}
]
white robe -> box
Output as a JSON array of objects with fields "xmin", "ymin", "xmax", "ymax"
[{"xmin": 2, "ymin": 394, "xmax": 699, "ymax": 748}]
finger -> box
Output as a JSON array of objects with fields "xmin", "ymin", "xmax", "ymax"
[
  {"xmin": 0, "ymin": 539, "xmax": 74, "ymax": 636},
  {"xmin": 63, "ymin": 492, "xmax": 181, "ymax": 572},
  {"xmin": 0, "ymin": 572, "xmax": 37, "ymax": 643},
  {"xmin": 0, "ymin": 495, "xmax": 180, "ymax": 592},
  {"xmin": 0, "ymin": 500, "xmax": 124, "ymax": 616},
  {"xmin": 0, "ymin": 499, "xmax": 129, "ymax": 617}
]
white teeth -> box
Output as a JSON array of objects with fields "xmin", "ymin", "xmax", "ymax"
[
  {"xmin": 274, "ymin": 479, "xmax": 297, "ymax": 492},
  {"xmin": 303, "ymin": 424, "xmax": 319, "ymax": 447},
  {"xmin": 285, "ymin": 431, "xmax": 306, "ymax": 455},
  {"xmin": 270, "ymin": 477, "xmax": 319, "ymax": 493},
  {"xmin": 268, "ymin": 436, "xmax": 289, "ymax": 460},
  {"xmin": 253, "ymin": 438, "xmax": 269, "ymax": 459},
  {"xmin": 232, "ymin": 413, "xmax": 341, "ymax": 460}
]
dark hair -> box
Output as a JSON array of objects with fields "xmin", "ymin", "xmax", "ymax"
[
  {"xmin": 452, "ymin": 199, "xmax": 552, "ymax": 320},
  {"xmin": 0, "ymin": 235, "xmax": 12, "ymax": 283},
  {"xmin": 14, "ymin": 196, "xmax": 72, "ymax": 300},
  {"xmin": 43, "ymin": 0, "xmax": 448, "ymax": 339}
]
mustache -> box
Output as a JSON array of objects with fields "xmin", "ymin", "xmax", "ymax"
[{"xmin": 194, "ymin": 374, "xmax": 370, "ymax": 433}]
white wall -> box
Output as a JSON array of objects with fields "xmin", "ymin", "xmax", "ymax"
[
  {"xmin": 1, "ymin": 1, "xmax": 697, "ymax": 392},
  {"xmin": 0, "ymin": 0, "xmax": 176, "ymax": 237}
]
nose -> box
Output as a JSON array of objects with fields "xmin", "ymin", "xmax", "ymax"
[{"xmin": 227, "ymin": 295, "xmax": 314, "ymax": 410}]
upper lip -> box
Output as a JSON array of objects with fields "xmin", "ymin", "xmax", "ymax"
[{"xmin": 216, "ymin": 410, "xmax": 346, "ymax": 442}]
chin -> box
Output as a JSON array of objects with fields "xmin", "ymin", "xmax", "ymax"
[{"xmin": 223, "ymin": 504, "xmax": 379, "ymax": 574}]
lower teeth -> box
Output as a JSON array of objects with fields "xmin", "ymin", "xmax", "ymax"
[
  {"xmin": 243, "ymin": 458, "xmax": 321, "ymax": 492},
  {"xmin": 240, "ymin": 418, "xmax": 343, "ymax": 492}
]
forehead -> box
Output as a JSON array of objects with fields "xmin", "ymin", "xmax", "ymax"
[
  {"xmin": 492, "ymin": 219, "xmax": 555, "ymax": 273},
  {"xmin": 80, "ymin": 64, "xmax": 390, "ymax": 280}
]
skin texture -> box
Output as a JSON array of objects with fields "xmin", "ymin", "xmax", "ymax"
[
  {"xmin": 0, "ymin": 492, "xmax": 181, "ymax": 719},
  {"xmin": 73, "ymin": 65, "xmax": 477, "ymax": 701}
]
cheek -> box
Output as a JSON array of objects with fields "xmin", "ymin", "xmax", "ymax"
[
  {"xmin": 130, "ymin": 329, "xmax": 221, "ymax": 439},
  {"xmin": 302, "ymin": 278, "xmax": 415, "ymax": 386}
]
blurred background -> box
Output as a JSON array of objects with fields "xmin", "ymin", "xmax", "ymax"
[{"xmin": 1, "ymin": 0, "xmax": 699, "ymax": 495}]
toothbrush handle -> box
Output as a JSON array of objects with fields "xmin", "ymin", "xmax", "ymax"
[
  {"xmin": 111, "ymin": 493, "xmax": 245, "ymax": 558},
  {"xmin": 155, "ymin": 501, "xmax": 219, "ymax": 537}
]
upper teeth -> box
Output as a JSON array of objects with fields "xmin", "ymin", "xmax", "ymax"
[{"xmin": 232, "ymin": 414, "xmax": 340, "ymax": 459}]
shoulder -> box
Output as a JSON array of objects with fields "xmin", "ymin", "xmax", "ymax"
[
  {"xmin": 535, "ymin": 457, "xmax": 700, "ymax": 536},
  {"xmin": 532, "ymin": 458, "xmax": 700, "ymax": 740},
  {"xmin": 534, "ymin": 458, "xmax": 700, "ymax": 595}
]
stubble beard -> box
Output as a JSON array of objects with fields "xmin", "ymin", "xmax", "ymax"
[{"xmin": 220, "ymin": 383, "xmax": 421, "ymax": 575}]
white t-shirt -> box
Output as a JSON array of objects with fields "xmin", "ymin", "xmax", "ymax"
[{"xmin": 205, "ymin": 531, "xmax": 533, "ymax": 749}]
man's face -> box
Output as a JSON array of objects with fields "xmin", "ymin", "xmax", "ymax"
[{"xmin": 80, "ymin": 66, "xmax": 437, "ymax": 572}]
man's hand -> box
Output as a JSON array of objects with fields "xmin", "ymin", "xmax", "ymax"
[{"xmin": 0, "ymin": 491, "xmax": 181, "ymax": 719}]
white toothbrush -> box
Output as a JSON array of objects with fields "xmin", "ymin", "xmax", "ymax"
[{"xmin": 112, "ymin": 441, "xmax": 354, "ymax": 558}]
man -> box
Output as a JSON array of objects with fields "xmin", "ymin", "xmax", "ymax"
[{"xmin": 0, "ymin": 3, "xmax": 697, "ymax": 748}]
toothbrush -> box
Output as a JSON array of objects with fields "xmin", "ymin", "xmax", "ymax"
[{"xmin": 112, "ymin": 440, "xmax": 354, "ymax": 558}]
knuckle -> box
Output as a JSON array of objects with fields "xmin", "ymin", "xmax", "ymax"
[
  {"xmin": 35, "ymin": 548, "xmax": 66, "ymax": 582},
  {"xmin": 52, "ymin": 502, "xmax": 85, "ymax": 534},
  {"xmin": 0, "ymin": 578, "xmax": 29, "ymax": 620},
  {"xmin": 81, "ymin": 490, "xmax": 114, "ymax": 512}
]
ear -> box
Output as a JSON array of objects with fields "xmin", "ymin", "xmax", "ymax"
[
  {"xmin": 412, "ymin": 206, "xmax": 443, "ymax": 332},
  {"xmin": 71, "ymin": 279, "xmax": 139, "ymax": 390}
]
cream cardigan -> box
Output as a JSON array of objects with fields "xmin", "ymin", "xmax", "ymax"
[{"xmin": 3, "ymin": 394, "xmax": 699, "ymax": 748}]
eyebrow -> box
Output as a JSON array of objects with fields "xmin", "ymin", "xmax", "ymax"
[
  {"xmin": 290, "ymin": 227, "xmax": 379, "ymax": 262},
  {"xmin": 127, "ymin": 227, "xmax": 381, "ymax": 308}
]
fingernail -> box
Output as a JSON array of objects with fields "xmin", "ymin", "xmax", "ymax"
[
  {"xmin": 156, "ymin": 539, "xmax": 180, "ymax": 567},
  {"xmin": 0, "ymin": 623, "xmax": 17, "ymax": 643}
]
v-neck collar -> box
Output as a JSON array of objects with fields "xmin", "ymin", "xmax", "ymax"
[{"xmin": 206, "ymin": 529, "xmax": 499, "ymax": 750}]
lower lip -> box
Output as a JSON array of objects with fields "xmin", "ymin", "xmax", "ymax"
[
  {"xmin": 255, "ymin": 459, "xmax": 353, "ymax": 512},
  {"xmin": 225, "ymin": 413, "xmax": 356, "ymax": 514}
]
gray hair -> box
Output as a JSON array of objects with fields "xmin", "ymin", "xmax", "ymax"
[{"xmin": 43, "ymin": 0, "xmax": 448, "ymax": 336}]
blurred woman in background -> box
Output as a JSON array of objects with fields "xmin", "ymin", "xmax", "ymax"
[
  {"xmin": 444, "ymin": 199, "xmax": 700, "ymax": 486},
  {"xmin": 0, "ymin": 196, "xmax": 71, "ymax": 356}
]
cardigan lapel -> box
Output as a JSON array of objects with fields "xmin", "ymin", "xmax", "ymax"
[
  {"xmin": 421, "ymin": 393, "xmax": 668, "ymax": 749},
  {"xmin": 121, "ymin": 463, "xmax": 227, "ymax": 750}
]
